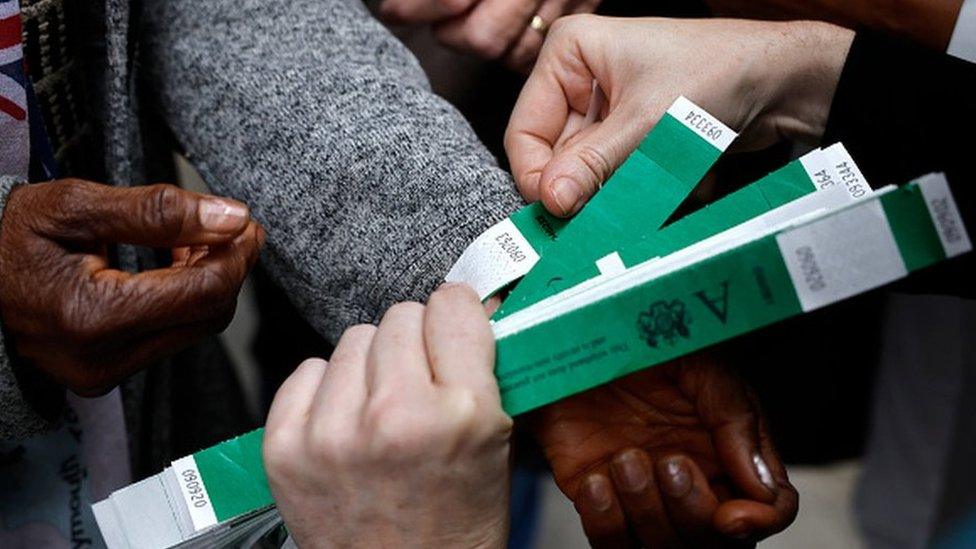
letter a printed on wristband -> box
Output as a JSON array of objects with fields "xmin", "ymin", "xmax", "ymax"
[{"xmin": 492, "ymin": 178, "xmax": 968, "ymax": 415}]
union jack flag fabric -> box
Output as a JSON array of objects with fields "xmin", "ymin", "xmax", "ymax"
[
  {"xmin": 0, "ymin": 0, "xmax": 55, "ymax": 181},
  {"xmin": 0, "ymin": 0, "xmax": 28, "ymax": 178}
]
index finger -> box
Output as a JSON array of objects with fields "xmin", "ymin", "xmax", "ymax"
[
  {"xmin": 80, "ymin": 220, "xmax": 262, "ymax": 337},
  {"xmin": 713, "ymin": 405, "xmax": 798, "ymax": 541},
  {"xmin": 423, "ymin": 283, "xmax": 496, "ymax": 399},
  {"xmin": 714, "ymin": 494, "xmax": 797, "ymax": 542},
  {"xmin": 504, "ymin": 38, "xmax": 596, "ymax": 202},
  {"xmin": 37, "ymin": 180, "xmax": 251, "ymax": 247}
]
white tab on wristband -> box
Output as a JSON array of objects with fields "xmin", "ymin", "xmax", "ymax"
[
  {"xmin": 171, "ymin": 456, "xmax": 218, "ymax": 532},
  {"xmin": 445, "ymin": 217, "xmax": 540, "ymax": 300},
  {"xmin": 595, "ymin": 252, "xmax": 626, "ymax": 276},
  {"xmin": 799, "ymin": 149, "xmax": 835, "ymax": 190},
  {"xmin": 666, "ymin": 96, "xmax": 737, "ymax": 151},
  {"xmin": 824, "ymin": 143, "xmax": 870, "ymax": 200},
  {"xmin": 918, "ymin": 173, "xmax": 972, "ymax": 258}
]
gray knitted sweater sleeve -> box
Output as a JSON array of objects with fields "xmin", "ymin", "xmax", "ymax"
[
  {"xmin": 0, "ymin": 176, "xmax": 58, "ymax": 439},
  {"xmin": 140, "ymin": 0, "xmax": 524, "ymax": 342}
]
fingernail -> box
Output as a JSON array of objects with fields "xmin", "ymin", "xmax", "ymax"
[
  {"xmin": 199, "ymin": 198, "xmax": 249, "ymax": 232},
  {"xmin": 726, "ymin": 520, "xmax": 753, "ymax": 539},
  {"xmin": 582, "ymin": 475, "xmax": 613, "ymax": 512},
  {"xmin": 660, "ymin": 458, "xmax": 692, "ymax": 498},
  {"xmin": 550, "ymin": 178, "xmax": 584, "ymax": 216},
  {"xmin": 753, "ymin": 454, "xmax": 777, "ymax": 492},
  {"xmin": 612, "ymin": 450, "xmax": 648, "ymax": 492}
]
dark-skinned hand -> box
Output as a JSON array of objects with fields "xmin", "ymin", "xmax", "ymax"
[
  {"xmin": 0, "ymin": 179, "xmax": 264, "ymax": 396},
  {"xmin": 530, "ymin": 351, "xmax": 798, "ymax": 548}
]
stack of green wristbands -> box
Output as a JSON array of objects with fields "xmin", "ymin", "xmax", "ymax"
[{"xmin": 94, "ymin": 97, "xmax": 971, "ymax": 548}]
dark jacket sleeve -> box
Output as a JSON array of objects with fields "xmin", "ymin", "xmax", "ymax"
[
  {"xmin": 824, "ymin": 30, "xmax": 976, "ymax": 296},
  {"xmin": 823, "ymin": 29, "xmax": 976, "ymax": 188},
  {"xmin": 139, "ymin": 0, "xmax": 523, "ymax": 344}
]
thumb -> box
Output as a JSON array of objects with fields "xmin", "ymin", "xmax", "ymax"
[
  {"xmin": 538, "ymin": 107, "xmax": 651, "ymax": 217},
  {"xmin": 39, "ymin": 180, "xmax": 251, "ymax": 247},
  {"xmin": 679, "ymin": 352, "xmax": 780, "ymax": 503}
]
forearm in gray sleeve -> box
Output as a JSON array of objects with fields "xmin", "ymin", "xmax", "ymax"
[{"xmin": 140, "ymin": 0, "xmax": 524, "ymax": 343}]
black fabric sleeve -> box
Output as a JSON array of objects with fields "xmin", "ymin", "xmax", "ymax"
[{"xmin": 823, "ymin": 29, "xmax": 976, "ymax": 188}]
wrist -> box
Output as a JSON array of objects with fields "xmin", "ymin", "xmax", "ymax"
[{"xmin": 758, "ymin": 21, "xmax": 854, "ymax": 144}]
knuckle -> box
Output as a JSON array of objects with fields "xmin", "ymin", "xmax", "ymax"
[
  {"xmin": 263, "ymin": 431, "xmax": 303, "ymax": 481},
  {"xmin": 450, "ymin": 388, "xmax": 499, "ymax": 433},
  {"xmin": 343, "ymin": 323, "xmax": 378, "ymax": 342},
  {"xmin": 200, "ymin": 262, "xmax": 242, "ymax": 298},
  {"xmin": 444, "ymin": 387, "xmax": 480, "ymax": 423},
  {"xmin": 491, "ymin": 408, "xmax": 515, "ymax": 437},
  {"xmin": 430, "ymin": 282, "xmax": 476, "ymax": 306},
  {"xmin": 146, "ymin": 184, "xmax": 185, "ymax": 238},
  {"xmin": 444, "ymin": 388, "xmax": 512, "ymax": 442},
  {"xmin": 499, "ymin": 414, "xmax": 515, "ymax": 439},
  {"xmin": 382, "ymin": 301, "xmax": 424, "ymax": 322},
  {"xmin": 332, "ymin": 325, "xmax": 376, "ymax": 362},
  {"xmin": 493, "ymin": 414, "xmax": 514, "ymax": 445},
  {"xmin": 52, "ymin": 179, "xmax": 90, "ymax": 205},
  {"xmin": 550, "ymin": 13, "xmax": 589, "ymax": 36},
  {"xmin": 466, "ymin": 29, "xmax": 506, "ymax": 59},
  {"xmin": 362, "ymin": 392, "xmax": 398, "ymax": 431},
  {"xmin": 575, "ymin": 143, "xmax": 613, "ymax": 185},
  {"xmin": 47, "ymin": 180, "xmax": 94, "ymax": 233},
  {"xmin": 363, "ymin": 398, "xmax": 424, "ymax": 455},
  {"xmin": 547, "ymin": 16, "xmax": 571, "ymax": 38},
  {"xmin": 298, "ymin": 357, "xmax": 329, "ymax": 370},
  {"xmin": 306, "ymin": 426, "xmax": 342, "ymax": 464}
]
